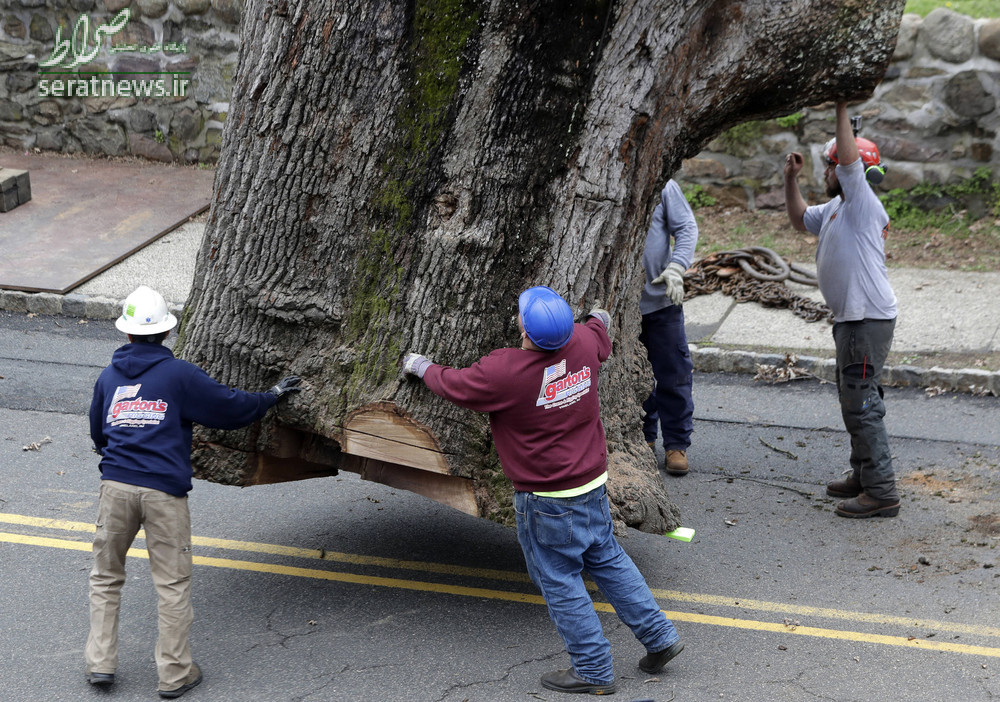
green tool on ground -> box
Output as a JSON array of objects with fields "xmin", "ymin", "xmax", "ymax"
[{"xmin": 664, "ymin": 527, "xmax": 694, "ymax": 542}]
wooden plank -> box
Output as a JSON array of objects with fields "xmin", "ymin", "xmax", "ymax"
[
  {"xmin": 251, "ymin": 454, "xmax": 341, "ymax": 485},
  {"xmin": 353, "ymin": 457, "xmax": 478, "ymax": 517},
  {"xmin": 342, "ymin": 407, "xmax": 451, "ymax": 475},
  {"xmin": 215, "ymin": 410, "xmax": 478, "ymax": 516}
]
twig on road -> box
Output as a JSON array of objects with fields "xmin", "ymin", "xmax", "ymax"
[
  {"xmin": 759, "ymin": 437, "xmax": 798, "ymax": 460},
  {"xmin": 703, "ymin": 474, "xmax": 815, "ymax": 498}
]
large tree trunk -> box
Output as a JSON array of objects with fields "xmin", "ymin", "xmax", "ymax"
[{"xmin": 176, "ymin": 0, "xmax": 905, "ymax": 534}]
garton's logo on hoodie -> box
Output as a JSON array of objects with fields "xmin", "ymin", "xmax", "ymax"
[{"xmin": 106, "ymin": 383, "xmax": 169, "ymax": 427}]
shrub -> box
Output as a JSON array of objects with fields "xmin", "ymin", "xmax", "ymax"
[
  {"xmin": 880, "ymin": 167, "xmax": 1000, "ymax": 231},
  {"xmin": 776, "ymin": 112, "xmax": 803, "ymax": 129},
  {"xmin": 682, "ymin": 183, "xmax": 717, "ymax": 209}
]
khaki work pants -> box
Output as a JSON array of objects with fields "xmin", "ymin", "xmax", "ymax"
[{"xmin": 85, "ymin": 479, "xmax": 194, "ymax": 691}]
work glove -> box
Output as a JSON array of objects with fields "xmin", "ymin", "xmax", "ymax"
[
  {"xmin": 268, "ymin": 375, "xmax": 302, "ymax": 400},
  {"xmin": 652, "ymin": 261, "xmax": 686, "ymax": 306},
  {"xmin": 402, "ymin": 353, "xmax": 433, "ymax": 379},
  {"xmin": 588, "ymin": 307, "xmax": 611, "ymax": 331}
]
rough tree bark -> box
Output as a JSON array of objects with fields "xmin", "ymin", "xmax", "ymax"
[{"xmin": 177, "ymin": 0, "xmax": 906, "ymax": 534}]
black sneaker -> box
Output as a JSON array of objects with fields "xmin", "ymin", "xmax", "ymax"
[
  {"xmin": 638, "ymin": 640, "xmax": 684, "ymax": 673},
  {"xmin": 87, "ymin": 672, "xmax": 115, "ymax": 686},
  {"xmin": 159, "ymin": 663, "xmax": 203, "ymax": 698}
]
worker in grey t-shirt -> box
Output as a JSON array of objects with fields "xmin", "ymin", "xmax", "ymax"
[{"xmin": 783, "ymin": 101, "xmax": 900, "ymax": 519}]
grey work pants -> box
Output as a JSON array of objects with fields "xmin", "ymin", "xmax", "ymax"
[
  {"xmin": 85, "ymin": 479, "xmax": 194, "ymax": 691},
  {"xmin": 832, "ymin": 318, "xmax": 898, "ymax": 501}
]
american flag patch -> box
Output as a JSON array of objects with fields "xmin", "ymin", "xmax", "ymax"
[
  {"xmin": 543, "ymin": 359, "xmax": 566, "ymax": 383},
  {"xmin": 111, "ymin": 384, "xmax": 142, "ymax": 404}
]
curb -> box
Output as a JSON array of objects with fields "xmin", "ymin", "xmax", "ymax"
[
  {"xmin": 0, "ymin": 289, "xmax": 183, "ymax": 320},
  {"xmin": 3, "ymin": 289, "xmax": 996, "ymax": 397},
  {"xmin": 692, "ymin": 346, "xmax": 1000, "ymax": 397}
]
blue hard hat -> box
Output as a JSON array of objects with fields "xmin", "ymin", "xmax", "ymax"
[{"xmin": 518, "ymin": 286, "xmax": 574, "ymax": 350}]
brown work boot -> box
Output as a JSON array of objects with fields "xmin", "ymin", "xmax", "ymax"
[
  {"xmin": 826, "ymin": 475, "xmax": 862, "ymax": 498},
  {"xmin": 835, "ymin": 493, "xmax": 900, "ymax": 519},
  {"xmin": 665, "ymin": 450, "xmax": 688, "ymax": 476}
]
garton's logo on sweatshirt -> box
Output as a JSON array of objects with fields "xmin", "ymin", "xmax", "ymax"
[
  {"xmin": 106, "ymin": 383, "xmax": 169, "ymax": 427},
  {"xmin": 537, "ymin": 359, "xmax": 592, "ymax": 409}
]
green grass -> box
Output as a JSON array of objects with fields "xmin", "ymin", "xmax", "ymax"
[{"xmin": 904, "ymin": 0, "xmax": 1000, "ymax": 18}]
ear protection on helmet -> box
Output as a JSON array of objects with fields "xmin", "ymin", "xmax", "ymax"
[{"xmin": 864, "ymin": 164, "xmax": 886, "ymax": 185}]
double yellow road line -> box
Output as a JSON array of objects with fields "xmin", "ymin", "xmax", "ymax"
[{"xmin": 3, "ymin": 512, "xmax": 998, "ymax": 658}]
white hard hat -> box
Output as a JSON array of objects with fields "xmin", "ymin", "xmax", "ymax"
[{"xmin": 115, "ymin": 285, "xmax": 178, "ymax": 335}]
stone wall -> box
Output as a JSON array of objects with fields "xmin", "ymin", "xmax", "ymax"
[
  {"xmin": 0, "ymin": 0, "xmax": 240, "ymax": 162},
  {"xmin": 680, "ymin": 9, "xmax": 1000, "ymax": 208}
]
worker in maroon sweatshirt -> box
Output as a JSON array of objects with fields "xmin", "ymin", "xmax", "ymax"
[{"xmin": 402, "ymin": 285, "xmax": 682, "ymax": 695}]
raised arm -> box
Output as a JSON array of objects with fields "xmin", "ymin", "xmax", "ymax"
[
  {"xmin": 783, "ymin": 152, "xmax": 808, "ymax": 232},
  {"xmin": 834, "ymin": 101, "xmax": 859, "ymax": 167}
]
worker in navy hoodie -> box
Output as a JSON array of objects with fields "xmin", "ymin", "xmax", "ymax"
[
  {"xmin": 402, "ymin": 286, "xmax": 682, "ymax": 696},
  {"xmin": 86, "ymin": 285, "xmax": 302, "ymax": 698}
]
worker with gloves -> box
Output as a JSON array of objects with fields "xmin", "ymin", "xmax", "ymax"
[
  {"xmin": 402, "ymin": 286, "xmax": 682, "ymax": 695},
  {"xmin": 784, "ymin": 102, "xmax": 899, "ymax": 519},
  {"xmin": 639, "ymin": 179, "xmax": 699, "ymax": 475},
  {"xmin": 85, "ymin": 285, "xmax": 303, "ymax": 698}
]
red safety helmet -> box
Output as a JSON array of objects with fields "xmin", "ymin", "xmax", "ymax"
[{"xmin": 823, "ymin": 137, "xmax": 885, "ymax": 184}]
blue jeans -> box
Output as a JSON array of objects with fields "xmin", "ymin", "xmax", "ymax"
[
  {"xmin": 640, "ymin": 305, "xmax": 694, "ymax": 448},
  {"xmin": 514, "ymin": 486, "xmax": 679, "ymax": 684}
]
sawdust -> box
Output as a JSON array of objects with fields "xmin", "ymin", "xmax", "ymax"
[
  {"xmin": 899, "ymin": 470, "xmax": 987, "ymax": 501},
  {"xmin": 968, "ymin": 514, "xmax": 1000, "ymax": 537}
]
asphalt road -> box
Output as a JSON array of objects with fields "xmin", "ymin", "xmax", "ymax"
[{"xmin": 1, "ymin": 310, "xmax": 999, "ymax": 702}]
